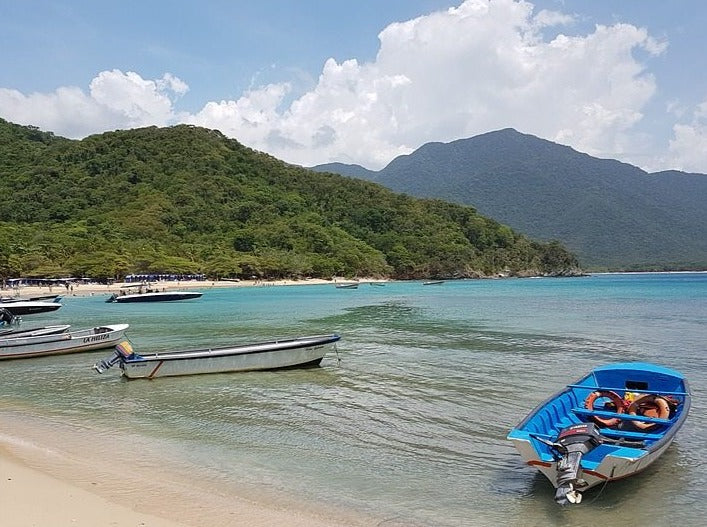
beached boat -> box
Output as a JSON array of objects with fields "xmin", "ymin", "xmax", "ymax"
[
  {"xmin": 507, "ymin": 362, "xmax": 691, "ymax": 505},
  {"xmin": 0, "ymin": 299, "xmax": 63, "ymax": 316},
  {"xmin": 0, "ymin": 324, "xmax": 130, "ymax": 360},
  {"xmin": 106, "ymin": 283, "xmax": 202, "ymax": 303},
  {"xmin": 0, "ymin": 324, "xmax": 71, "ymax": 339},
  {"xmin": 94, "ymin": 334, "xmax": 341, "ymax": 379}
]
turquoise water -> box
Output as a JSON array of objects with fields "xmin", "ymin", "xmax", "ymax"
[{"xmin": 1, "ymin": 273, "xmax": 705, "ymax": 526}]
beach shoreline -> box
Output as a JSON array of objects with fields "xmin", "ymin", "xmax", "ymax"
[
  {"xmin": 2, "ymin": 277, "xmax": 387, "ymax": 299},
  {"xmin": 0, "ymin": 410, "xmax": 368, "ymax": 527}
]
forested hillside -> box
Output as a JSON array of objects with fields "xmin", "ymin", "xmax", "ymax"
[
  {"xmin": 314, "ymin": 129, "xmax": 707, "ymax": 270},
  {"xmin": 0, "ymin": 119, "xmax": 580, "ymax": 280}
]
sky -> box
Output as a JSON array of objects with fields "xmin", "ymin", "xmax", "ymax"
[{"xmin": 1, "ymin": 0, "xmax": 706, "ymax": 174}]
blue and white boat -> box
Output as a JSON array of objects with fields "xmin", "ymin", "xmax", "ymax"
[{"xmin": 507, "ymin": 362, "xmax": 691, "ymax": 505}]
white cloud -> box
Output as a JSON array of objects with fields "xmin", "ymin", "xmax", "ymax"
[
  {"xmin": 666, "ymin": 100, "xmax": 707, "ymax": 173},
  {"xmin": 185, "ymin": 0, "xmax": 668, "ymax": 169},
  {"xmin": 0, "ymin": 70, "xmax": 186, "ymax": 138},
  {"xmin": 0, "ymin": 0, "xmax": 692, "ymax": 173}
]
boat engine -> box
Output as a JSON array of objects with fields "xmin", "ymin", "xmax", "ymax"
[
  {"xmin": 93, "ymin": 340, "xmax": 135, "ymax": 374},
  {"xmin": 552, "ymin": 423, "xmax": 602, "ymax": 505},
  {"xmin": 0, "ymin": 307, "xmax": 17, "ymax": 325}
]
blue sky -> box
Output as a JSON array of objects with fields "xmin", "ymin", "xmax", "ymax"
[{"xmin": 1, "ymin": 0, "xmax": 705, "ymax": 173}]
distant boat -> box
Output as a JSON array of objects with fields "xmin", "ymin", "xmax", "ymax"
[
  {"xmin": 335, "ymin": 283, "xmax": 359, "ymax": 289},
  {"xmin": 422, "ymin": 280, "xmax": 444, "ymax": 285},
  {"xmin": 507, "ymin": 362, "xmax": 690, "ymax": 505},
  {"xmin": 368, "ymin": 282, "xmax": 386, "ymax": 287},
  {"xmin": 106, "ymin": 283, "xmax": 202, "ymax": 303},
  {"xmin": 0, "ymin": 299, "xmax": 62, "ymax": 316},
  {"xmin": 94, "ymin": 334, "xmax": 341, "ymax": 379},
  {"xmin": 0, "ymin": 324, "xmax": 130, "ymax": 360}
]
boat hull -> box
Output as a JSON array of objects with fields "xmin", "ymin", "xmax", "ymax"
[
  {"xmin": 119, "ymin": 334, "xmax": 340, "ymax": 379},
  {"xmin": 0, "ymin": 300, "xmax": 62, "ymax": 315},
  {"xmin": 507, "ymin": 362, "xmax": 690, "ymax": 497},
  {"xmin": 0, "ymin": 324, "xmax": 130, "ymax": 360}
]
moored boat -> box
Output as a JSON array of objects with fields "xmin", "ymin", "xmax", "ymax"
[
  {"xmin": 0, "ymin": 299, "xmax": 62, "ymax": 316},
  {"xmin": 0, "ymin": 324, "xmax": 130, "ymax": 360},
  {"xmin": 0, "ymin": 294, "xmax": 62, "ymax": 303},
  {"xmin": 106, "ymin": 283, "xmax": 202, "ymax": 303},
  {"xmin": 335, "ymin": 283, "xmax": 359, "ymax": 289},
  {"xmin": 94, "ymin": 334, "xmax": 341, "ymax": 379},
  {"xmin": 507, "ymin": 362, "xmax": 690, "ymax": 505},
  {"xmin": 422, "ymin": 280, "xmax": 444, "ymax": 285}
]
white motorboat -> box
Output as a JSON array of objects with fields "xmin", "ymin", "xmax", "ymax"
[
  {"xmin": 106, "ymin": 283, "xmax": 202, "ymax": 303},
  {"xmin": 0, "ymin": 324, "xmax": 130, "ymax": 360},
  {"xmin": 0, "ymin": 299, "xmax": 62, "ymax": 316},
  {"xmin": 94, "ymin": 334, "xmax": 341, "ymax": 379}
]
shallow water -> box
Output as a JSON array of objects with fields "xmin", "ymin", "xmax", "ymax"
[{"xmin": 1, "ymin": 273, "xmax": 705, "ymax": 526}]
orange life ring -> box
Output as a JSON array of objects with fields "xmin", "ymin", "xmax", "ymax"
[
  {"xmin": 584, "ymin": 390, "xmax": 624, "ymax": 427},
  {"xmin": 628, "ymin": 395, "xmax": 670, "ymax": 430}
]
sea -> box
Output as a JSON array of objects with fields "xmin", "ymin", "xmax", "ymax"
[{"xmin": 1, "ymin": 273, "xmax": 705, "ymax": 527}]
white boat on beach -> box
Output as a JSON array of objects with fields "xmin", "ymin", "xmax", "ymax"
[
  {"xmin": 94, "ymin": 334, "xmax": 341, "ymax": 379},
  {"xmin": 0, "ymin": 324, "xmax": 130, "ymax": 360},
  {"xmin": 106, "ymin": 283, "xmax": 202, "ymax": 303}
]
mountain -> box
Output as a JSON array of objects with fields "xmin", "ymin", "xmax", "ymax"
[
  {"xmin": 312, "ymin": 129, "xmax": 707, "ymax": 270},
  {"xmin": 0, "ymin": 119, "xmax": 580, "ymax": 280}
]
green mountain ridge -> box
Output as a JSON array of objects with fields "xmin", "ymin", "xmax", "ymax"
[
  {"xmin": 313, "ymin": 129, "xmax": 707, "ymax": 270},
  {"xmin": 0, "ymin": 119, "xmax": 579, "ymax": 280}
]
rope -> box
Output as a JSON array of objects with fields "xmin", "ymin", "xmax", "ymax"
[{"xmin": 585, "ymin": 467, "xmax": 615, "ymax": 504}]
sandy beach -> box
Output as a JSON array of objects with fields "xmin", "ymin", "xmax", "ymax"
[
  {"xmin": 2, "ymin": 277, "xmax": 382, "ymax": 299},
  {"xmin": 1, "ymin": 408, "xmax": 366, "ymax": 527},
  {"xmin": 0, "ymin": 445, "xmax": 191, "ymax": 527}
]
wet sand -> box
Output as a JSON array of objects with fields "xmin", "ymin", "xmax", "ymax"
[{"xmin": 0, "ymin": 415, "xmax": 366, "ymax": 527}]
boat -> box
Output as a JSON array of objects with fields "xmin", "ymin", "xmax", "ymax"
[
  {"xmin": 335, "ymin": 283, "xmax": 359, "ymax": 289},
  {"xmin": 94, "ymin": 334, "xmax": 341, "ymax": 379},
  {"xmin": 0, "ymin": 324, "xmax": 71, "ymax": 339},
  {"xmin": 106, "ymin": 283, "xmax": 202, "ymax": 303},
  {"xmin": 0, "ymin": 294, "xmax": 62, "ymax": 303},
  {"xmin": 0, "ymin": 299, "xmax": 63, "ymax": 316},
  {"xmin": 0, "ymin": 324, "xmax": 130, "ymax": 360},
  {"xmin": 422, "ymin": 280, "xmax": 444, "ymax": 285},
  {"xmin": 507, "ymin": 362, "xmax": 691, "ymax": 505}
]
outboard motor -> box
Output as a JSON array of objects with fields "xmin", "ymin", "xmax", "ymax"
[
  {"xmin": 93, "ymin": 340, "xmax": 135, "ymax": 374},
  {"xmin": 552, "ymin": 423, "xmax": 602, "ymax": 505},
  {"xmin": 0, "ymin": 307, "xmax": 17, "ymax": 325}
]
